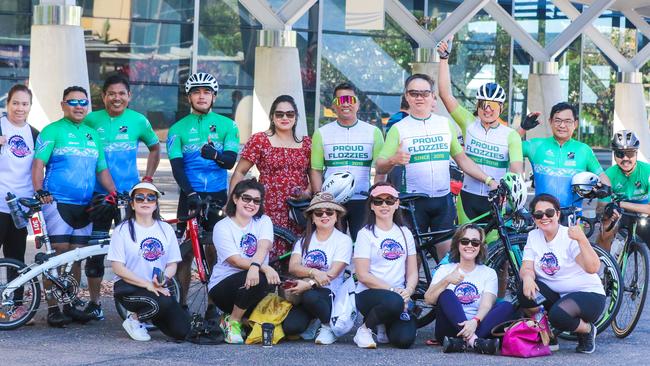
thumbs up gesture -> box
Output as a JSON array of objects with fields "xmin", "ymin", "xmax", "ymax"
[
  {"xmin": 391, "ymin": 140, "xmax": 411, "ymax": 166},
  {"xmin": 446, "ymin": 266, "xmax": 465, "ymax": 285}
]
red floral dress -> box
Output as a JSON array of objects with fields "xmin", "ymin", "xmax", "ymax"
[{"xmin": 240, "ymin": 132, "xmax": 311, "ymax": 260}]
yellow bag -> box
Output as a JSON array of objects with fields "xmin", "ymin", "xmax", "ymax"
[{"xmin": 245, "ymin": 293, "xmax": 293, "ymax": 345}]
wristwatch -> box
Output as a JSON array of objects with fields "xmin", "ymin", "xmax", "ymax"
[{"xmin": 308, "ymin": 279, "xmax": 318, "ymax": 289}]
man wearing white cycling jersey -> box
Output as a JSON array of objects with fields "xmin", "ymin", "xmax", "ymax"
[
  {"xmin": 310, "ymin": 82, "xmax": 385, "ymax": 241},
  {"xmin": 437, "ymin": 40, "xmax": 523, "ymax": 225},
  {"xmin": 377, "ymin": 74, "xmax": 499, "ymax": 258}
]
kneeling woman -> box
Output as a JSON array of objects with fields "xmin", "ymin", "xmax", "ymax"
[
  {"xmin": 425, "ymin": 224, "xmax": 514, "ymax": 354},
  {"xmin": 353, "ymin": 182, "xmax": 418, "ymax": 349},
  {"xmin": 518, "ymin": 194, "xmax": 604, "ymax": 354},
  {"xmin": 281, "ymin": 192, "xmax": 352, "ymax": 344},
  {"xmin": 207, "ymin": 178, "xmax": 281, "ymax": 344},
  {"xmin": 109, "ymin": 182, "xmax": 189, "ymax": 341}
]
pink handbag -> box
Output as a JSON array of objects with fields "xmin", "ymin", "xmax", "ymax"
[{"xmin": 493, "ymin": 316, "xmax": 551, "ymax": 358}]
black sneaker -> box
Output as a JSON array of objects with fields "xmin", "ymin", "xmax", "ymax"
[
  {"xmin": 576, "ymin": 323, "xmax": 596, "ymax": 354},
  {"xmin": 47, "ymin": 307, "xmax": 72, "ymax": 328},
  {"xmin": 442, "ymin": 336, "xmax": 466, "ymax": 353},
  {"xmin": 83, "ymin": 301, "xmax": 105, "ymax": 321},
  {"xmin": 473, "ymin": 338, "xmax": 498, "ymax": 355},
  {"xmin": 204, "ymin": 304, "xmax": 220, "ymax": 321},
  {"xmin": 63, "ymin": 304, "xmax": 95, "ymax": 324}
]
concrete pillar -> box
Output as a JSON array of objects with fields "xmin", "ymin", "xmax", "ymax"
[
  {"xmin": 411, "ymin": 48, "xmax": 451, "ymax": 120},
  {"xmin": 28, "ymin": 2, "xmax": 90, "ymax": 130},
  {"xmin": 251, "ymin": 30, "xmax": 307, "ymax": 142},
  {"xmin": 525, "ymin": 62, "xmax": 562, "ymax": 139},
  {"xmin": 614, "ymin": 71, "xmax": 650, "ymax": 163}
]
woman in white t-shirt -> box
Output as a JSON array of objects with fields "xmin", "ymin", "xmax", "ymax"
[
  {"xmin": 207, "ymin": 178, "xmax": 281, "ymax": 344},
  {"xmin": 425, "ymin": 224, "xmax": 514, "ymax": 354},
  {"xmin": 0, "ymin": 84, "xmax": 39, "ymax": 322},
  {"xmin": 353, "ymin": 182, "xmax": 418, "ymax": 349},
  {"xmin": 108, "ymin": 182, "xmax": 188, "ymax": 342},
  {"xmin": 518, "ymin": 194, "xmax": 604, "ymax": 354},
  {"xmin": 281, "ymin": 192, "xmax": 352, "ymax": 345}
]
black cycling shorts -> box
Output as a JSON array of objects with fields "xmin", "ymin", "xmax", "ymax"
[{"xmin": 413, "ymin": 193, "xmax": 456, "ymax": 234}]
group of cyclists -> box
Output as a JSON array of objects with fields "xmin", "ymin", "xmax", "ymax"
[{"xmin": 1, "ymin": 39, "xmax": 648, "ymax": 355}]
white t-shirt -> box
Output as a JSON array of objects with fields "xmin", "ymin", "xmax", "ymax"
[
  {"xmin": 292, "ymin": 228, "xmax": 353, "ymax": 292},
  {"xmin": 431, "ymin": 263, "xmax": 498, "ymax": 319},
  {"xmin": 353, "ymin": 225, "xmax": 416, "ymax": 293},
  {"xmin": 107, "ymin": 220, "xmax": 182, "ymax": 282},
  {"xmin": 0, "ymin": 117, "xmax": 35, "ymax": 213},
  {"xmin": 208, "ymin": 215, "xmax": 274, "ymax": 290},
  {"xmin": 523, "ymin": 226, "xmax": 605, "ymax": 296}
]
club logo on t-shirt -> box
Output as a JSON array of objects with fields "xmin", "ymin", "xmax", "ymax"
[
  {"xmin": 240, "ymin": 233, "xmax": 258, "ymax": 257},
  {"xmin": 454, "ymin": 282, "xmax": 480, "ymax": 305},
  {"xmin": 540, "ymin": 252, "xmax": 560, "ymax": 275},
  {"xmin": 304, "ymin": 249, "xmax": 328, "ymax": 270},
  {"xmin": 8, "ymin": 135, "xmax": 30, "ymax": 158},
  {"xmin": 380, "ymin": 238, "xmax": 404, "ymax": 260},
  {"xmin": 140, "ymin": 237, "xmax": 165, "ymax": 262}
]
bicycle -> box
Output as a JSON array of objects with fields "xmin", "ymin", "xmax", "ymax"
[
  {"xmin": 604, "ymin": 198, "xmax": 650, "ymax": 338},
  {"xmin": 0, "ymin": 194, "xmax": 180, "ymax": 330}
]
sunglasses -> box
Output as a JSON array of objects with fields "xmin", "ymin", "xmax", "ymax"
[
  {"xmin": 332, "ymin": 95, "xmax": 358, "ymax": 106},
  {"xmin": 478, "ymin": 100, "xmax": 501, "ymax": 111},
  {"xmin": 64, "ymin": 99, "xmax": 90, "ymax": 107},
  {"xmin": 459, "ymin": 238, "xmax": 482, "ymax": 247},
  {"xmin": 274, "ymin": 110, "xmax": 296, "ymax": 119},
  {"xmin": 240, "ymin": 194, "xmax": 262, "ymax": 205},
  {"xmin": 614, "ymin": 150, "xmax": 637, "ymax": 159},
  {"xmin": 406, "ymin": 90, "xmax": 432, "ymax": 98},
  {"xmin": 133, "ymin": 193, "xmax": 158, "ymax": 203},
  {"xmin": 371, "ymin": 197, "xmax": 397, "ymax": 206},
  {"xmin": 313, "ymin": 209, "xmax": 335, "ymax": 218},
  {"xmin": 532, "ymin": 208, "xmax": 557, "ymax": 220}
]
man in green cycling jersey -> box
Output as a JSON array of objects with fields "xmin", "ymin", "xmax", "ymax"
[
  {"xmin": 32, "ymin": 86, "xmax": 117, "ymax": 327},
  {"xmin": 519, "ymin": 102, "xmax": 611, "ymax": 211},
  {"xmin": 82, "ymin": 73, "xmax": 161, "ymax": 320},
  {"xmin": 167, "ymin": 72, "xmax": 239, "ymax": 316},
  {"xmin": 599, "ymin": 130, "xmax": 650, "ymax": 252},
  {"xmin": 437, "ymin": 40, "xmax": 523, "ymax": 225},
  {"xmin": 377, "ymin": 73, "xmax": 498, "ymax": 259}
]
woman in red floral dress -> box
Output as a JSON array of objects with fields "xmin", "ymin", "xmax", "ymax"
[{"xmin": 230, "ymin": 95, "xmax": 312, "ymax": 261}]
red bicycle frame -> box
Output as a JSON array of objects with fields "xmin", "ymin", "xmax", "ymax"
[{"xmin": 166, "ymin": 216, "xmax": 210, "ymax": 283}]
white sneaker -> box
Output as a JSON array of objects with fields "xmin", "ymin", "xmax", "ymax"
[
  {"xmin": 353, "ymin": 325, "xmax": 377, "ymax": 349},
  {"xmin": 122, "ymin": 315, "xmax": 151, "ymax": 341},
  {"xmin": 315, "ymin": 324, "xmax": 337, "ymax": 345},
  {"xmin": 376, "ymin": 324, "xmax": 389, "ymax": 344}
]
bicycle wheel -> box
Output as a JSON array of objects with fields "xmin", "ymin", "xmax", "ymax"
[
  {"xmin": 612, "ymin": 241, "xmax": 649, "ymax": 338},
  {"xmin": 270, "ymin": 226, "xmax": 298, "ymax": 273},
  {"xmin": 485, "ymin": 234, "xmax": 528, "ymax": 302},
  {"xmin": 560, "ymin": 245, "xmax": 622, "ymax": 340},
  {"xmin": 115, "ymin": 276, "xmax": 181, "ymax": 322},
  {"xmin": 0, "ymin": 259, "xmax": 41, "ymax": 330},
  {"xmin": 411, "ymin": 240, "xmax": 438, "ymax": 328}
]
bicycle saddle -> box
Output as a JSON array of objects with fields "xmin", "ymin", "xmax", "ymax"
[
  {"xmin": 398, "ymin": 192, "xmax": 429, "ymax": 203},
  {"xmin": 19, "ymin": 197, "xmax": 41, "ymax": 209}
]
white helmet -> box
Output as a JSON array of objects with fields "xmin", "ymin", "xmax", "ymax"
[
  {"xmin": 185, "ymin": 72, "xmax": 219, "ymax": 94},
  {"xmin": 571, "ymin": 172, "xmax": 600, "ymax": 197},
  {"xmin": 322, "ymin": 171, "xmax": 355, "ymax": 204},
  {"xmin": 476, "ymin": 82, "xmax": 506, "ymax": 103},
  {"xmin": 502, "ymin": 172, "xmax": 526, "ymax": 211}
]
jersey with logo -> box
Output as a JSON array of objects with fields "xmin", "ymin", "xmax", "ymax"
[
  {"xmin": 379, "ymin": 114, "xmax": 463, "ymax": 197},
  {"xmin": 34, "ymin": 118, "xmax": 107, "ymax": 205},
  {"xmin": 523, "ymin": 137, "xmax": 603, "ymax": 207},
  {"xmin": 84, "ymin": 108, "xmax": 159, "ymax": 193},
  {"xmin": 451, "ymin": 106, "xmax": 523, "ymax": 196},
  {"xmin": 167, "ymin": 112, "xmax": 239, "ymax": 193},
  {"xmin": 431, "ymin": 263, "xmax": 498, "ymax": 319},
  {"xmin": 311, "ymin": 120, "xmax": 383, "ymax": 200},
  {"xmin": 0, "ymin": 116, "xmax": 36, "ymax": 213},
  {"xmin": 606, "ymin": 161, "xmax": 650, "ymax": 204}
]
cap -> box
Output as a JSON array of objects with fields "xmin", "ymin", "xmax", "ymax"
[
  {"xmin": 129, "ymin": 182, "xmax": 163, "ymax": 196},
  {"xmin": 369, "ymin": 185, "xmax": 399, "ymax": 198},
  {"xmin": 304, "ymin": 192, "xmax": 346, "ymax": 215}
]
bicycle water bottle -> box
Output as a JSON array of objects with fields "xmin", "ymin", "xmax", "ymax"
[{"xmin": 5, "ymin": 192, "xmax": 27, "ymax": 229}]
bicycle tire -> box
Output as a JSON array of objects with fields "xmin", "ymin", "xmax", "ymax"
[
  {"xmin": 411, "ymin": 240, "xmax": 438, "ymax": 328},
  {"xmin": 115, "ymin": 276, "xmax": 181, "ymax": 322},
  {"xmin": 612, "ymin": 241, "xmax": 649, "ymax": 338},
  {"xmin": 0, "ymin": 258, "xmax": 41, "ymax": 330},
  {"xmin": 484, "ymin": 234, "xmax": 528, "ymax": 302},
  {"xmin": 269, "ymin": 226, "xmax": 298, "ymax": 267}
]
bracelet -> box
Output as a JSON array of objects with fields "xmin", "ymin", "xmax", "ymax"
[
  {"xmin": 250, "ymin": 262, "xmax": 261, "ymax": 269},
  {"xmin": 472, "ymin": 316, "xmax": 481, "ymax": 325},
  {"xmin": 308, "ymin": 279, "xmax": 318, "ymax": 289},
  {"xmin": 142, "ymin": 176, "xmax": 153, "ymax": 183},
  {"xmin": 308, "ymin": 269, "xmax": 314, "ymax": 278},
  {"xmin": 484, "ymin": 176, "xmax": 494, "ymax": 185}
]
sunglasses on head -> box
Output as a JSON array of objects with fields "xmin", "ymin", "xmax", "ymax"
[
  {"xmin": 406, "ymin": 89, "xmax": 432, "ymax": 99},
  {"xmin": 614, "ymin": 150, "xmax": 637, "ymax": 159},
  {"xmin": 371, "ymin": 197, "xmax": 397, "ymax": 206},
  {"xmin": 273, "ymin": 110, "xmax": 296, "ymax": 119},
  {"xmin": 64, "ymin": 99, "xmax": 89, "ymax": 107},
  {"xmin": 459, "ymin": 238, "xmax": 482, "ymax": 247},
  {"xmin": 332, "ymin": 95, "xmax": 358, "ymax": 106},
  {"xmin": 478, "ymin": 100, "xmax": 501, "ymax": 111},
  {"xmin": 240, "ymin": 194, "xmax": 262, "ymax": 205},
  {"xmin": 532, "ymin": 208, "xmax": 557, "ymax": 220},
  {"xmin": 133, "ymin": 193, "xmax": 158, "ymax": 203},
  {"xmin": 313, "ymin": 209, "xmax": 335, "ymax": 218}
]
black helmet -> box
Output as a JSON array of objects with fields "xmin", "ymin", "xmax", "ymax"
[
  {"xmin": 87, "ymin": 194, "xmax": 116, "ymax": 223},
  {"xmin": 611, "ymin": 130, "xmax": 640, "ymax": 151}
]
